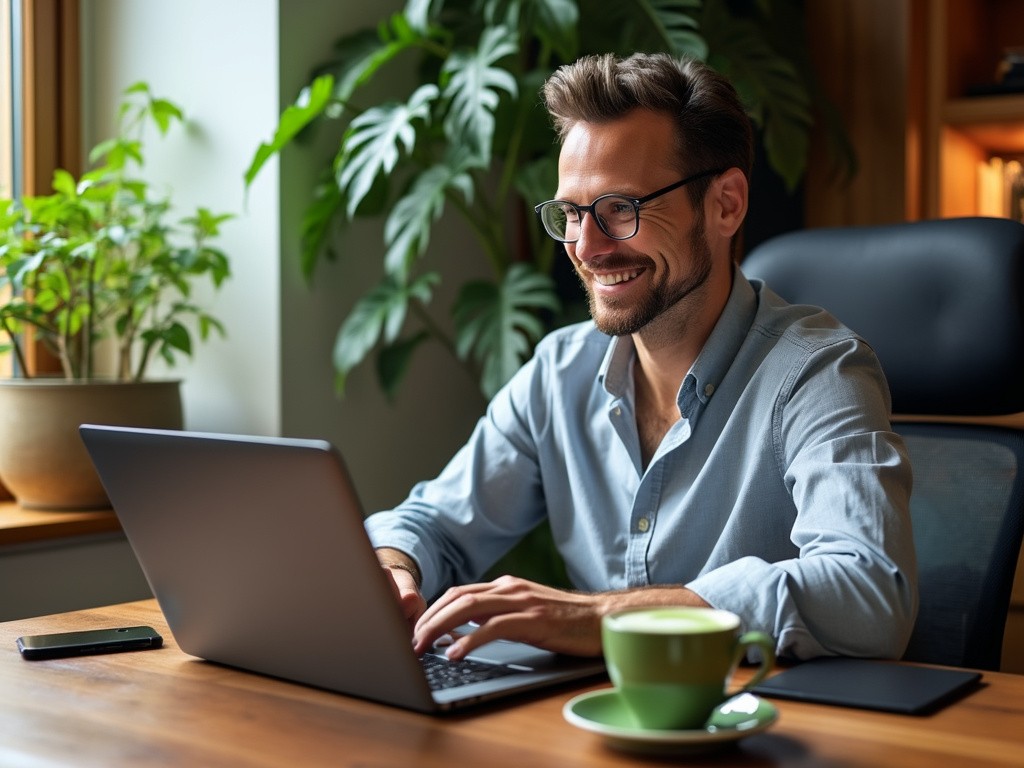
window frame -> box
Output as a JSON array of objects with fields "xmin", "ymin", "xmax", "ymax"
[{"xmin": 5, "ymin": 0, "xmax": 80, "ymax": 375}]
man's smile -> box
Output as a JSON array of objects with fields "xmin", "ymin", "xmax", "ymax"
[{"xmin": 591, "ymin": 269, "xmax": 644, "ymax": 286}]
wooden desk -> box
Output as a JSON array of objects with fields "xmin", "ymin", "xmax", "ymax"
[{"xmin": 2, "ymin": 600, "xmax": 1023, "ymax": 767}]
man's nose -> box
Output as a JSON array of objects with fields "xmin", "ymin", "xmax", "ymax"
[{"xmin": 571, "ymin": 212, "xmax": 615, "ymax": 263}]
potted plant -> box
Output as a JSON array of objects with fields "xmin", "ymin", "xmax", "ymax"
[
  {"xmin": 244, "ymin": 0, "xmax": 850, "ymax": 405},
  {"xmin": 0, "ymin": 82, "xmax": 232, "ymax": 509}
]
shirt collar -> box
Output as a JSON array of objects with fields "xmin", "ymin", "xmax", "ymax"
[
  {"xmin": 688, "ymin": 267, "xmax": 758, "ymax": 410},
  {"xmin": 597, "ymin": 267, "xmax": 758, "ymax": 416}
]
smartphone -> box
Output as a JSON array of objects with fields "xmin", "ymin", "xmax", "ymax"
[{"xmin": 16, "ymin": 626, "xmax": 163, "ymax": 660}]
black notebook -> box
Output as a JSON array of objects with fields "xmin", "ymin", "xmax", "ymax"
[{"xmin": 752, "ymin": 657, "xmax": 982, "ymax": 715}]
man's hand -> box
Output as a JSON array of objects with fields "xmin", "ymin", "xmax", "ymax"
[{"xmin": 411, "ymin": 575, "xmax": 710, "ymax": 660}]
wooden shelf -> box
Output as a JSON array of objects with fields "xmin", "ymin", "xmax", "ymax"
[
  {"xmin": 945, "ymin": 94, "xmax": 1024, "ymax": 123},
  {"xmin": 919, "ymin": 0, "xmax": 1024, "ymax": 219},
  {"xmin": 0, "ymin": 501, "xmax": 120, "ymax": 547}
]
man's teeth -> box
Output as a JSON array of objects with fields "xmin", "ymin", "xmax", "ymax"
[{"xmin": 593, "ymin": 270, "xmax": 641, "ymax": 286}]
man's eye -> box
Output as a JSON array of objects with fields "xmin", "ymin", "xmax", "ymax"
[{"xmin": 602, "ymin": 199, "xmax": 635, "ymax": 219}]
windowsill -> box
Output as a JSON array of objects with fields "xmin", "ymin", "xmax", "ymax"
[{"xmin": 0, "ymin": 500, "xmax": 120, "ymax": 547}]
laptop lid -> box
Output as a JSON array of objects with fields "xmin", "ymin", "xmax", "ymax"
[{"xmin": 79, "ymin": 425, "xmax": 603, "ymax": 713}]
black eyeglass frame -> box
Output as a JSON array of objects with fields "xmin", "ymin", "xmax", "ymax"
[{"xmin": 534, "ymin": 168, "xmax": 726, "ymax": 244}]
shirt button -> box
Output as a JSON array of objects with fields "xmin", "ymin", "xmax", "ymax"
[
  {"xmin": 637, "ymin": 517, "xmax": 650, "ymax": 533},
  {"xmin": 704, "ymin": 383, "xmax": 716, "ymax": 397},
  {"xmin": 614, "ymin": 407, "xmax": 622, "ymax": 417}
]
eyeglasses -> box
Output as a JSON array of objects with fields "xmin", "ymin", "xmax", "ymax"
[{"xmin": 534, "ymin": 169, "xmax": 724, "ymax": 243}]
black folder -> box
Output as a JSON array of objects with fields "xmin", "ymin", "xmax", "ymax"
[{"xmin": 752, "ymin": 657, "xmax": 982, "ymax": 715}]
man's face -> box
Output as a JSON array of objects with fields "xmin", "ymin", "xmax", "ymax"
[{"xmin": 556, "ymin": 109, "xmax": 713, "ymax": 337}]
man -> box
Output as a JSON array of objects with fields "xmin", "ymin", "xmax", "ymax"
[{"xmin": 366, "ymin": 52, "xmax": 918, "ymax": 664}]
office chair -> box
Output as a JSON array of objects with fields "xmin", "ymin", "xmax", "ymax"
[{"xmin": 742, "ymin": 216, "xmax": 1024, "ymax": 671}]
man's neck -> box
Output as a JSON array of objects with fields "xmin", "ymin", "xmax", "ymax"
[
  {"xmin": 631, "ymin": 271, "xmax": 732, "ymax": 410},
  {"xmin": 630, "ymin": 265, "xmax": 733, "ymax": 467}
]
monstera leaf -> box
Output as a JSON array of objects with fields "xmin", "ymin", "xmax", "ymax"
[
  {"xmin": 383, "ymin": 157, "xmax": 475, "ymax": 278},
  {"xmin": 333, "ymin": 271, "xmax": 440, "ymax": 394},
  {"xmin": 701, "ymin": 1, "xmax": 812, "ymax": 190},
  {"xmin": 453, "ymin": 263, "xmax": 560, "ymax": 398},
  {"xmin": 338, "ymin": 84, "xmax": 440, "ymax": 219},
  {"xmin": 642, "ymin": 0, "xmax": 707, "ymax": 58},
  {"xmin": 440, "ymin": 25, "xmax": 519, "ymax": 163}
]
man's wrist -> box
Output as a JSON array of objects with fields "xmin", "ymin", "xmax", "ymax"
[{"xmin": 377, "ymin": 549, "xmax": 422, "ymax": 587}]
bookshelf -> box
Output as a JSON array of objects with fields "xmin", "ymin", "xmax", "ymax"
[{"xmin": 922, "ymin": 0, "xmax": 1024, "ymax": 220}]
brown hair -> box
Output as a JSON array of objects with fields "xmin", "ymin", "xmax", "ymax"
[{"xmin": 541, "ymin": 53, "xmax": 753, "ymax": 206}]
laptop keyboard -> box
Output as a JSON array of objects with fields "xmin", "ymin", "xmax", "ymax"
[{"xmin": 421, "ymin": 653, "xmax": 520, "ymax": 691}]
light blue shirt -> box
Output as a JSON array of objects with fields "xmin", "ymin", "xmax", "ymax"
[{"xmin": 366, "ymin": 269, "xmax": 918, "ymax": 660}]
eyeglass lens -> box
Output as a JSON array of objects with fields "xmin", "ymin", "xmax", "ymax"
[{"xmin": 541, "ymin": 196, "xmax": 638, "ymax": 242}]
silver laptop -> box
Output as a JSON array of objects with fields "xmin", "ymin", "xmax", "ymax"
[{"xmin": 79, "ymin": 424, "xmax": 604, "ymax": 713}]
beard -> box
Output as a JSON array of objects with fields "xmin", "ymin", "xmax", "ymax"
[{"xmin": 580, "ymin": 222, "xmax": 714, "ymax": 337}]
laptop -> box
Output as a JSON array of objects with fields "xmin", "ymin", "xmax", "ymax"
[{"xmin": 79, "ymin": 424, "xmax": 605, "ymax": 713}]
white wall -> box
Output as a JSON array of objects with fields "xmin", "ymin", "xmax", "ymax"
[
  {"xmin": 81, "ymin": 0, "xmax": 282, "ymax": 436},
  {"xmin": 80, "ymin": 0, "xmax": 488, "ymax": 511}
]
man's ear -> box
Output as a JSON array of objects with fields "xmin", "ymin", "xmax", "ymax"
[{"xmin": 707, "ymin": 167, "xmax": 748, "ymax": 239}]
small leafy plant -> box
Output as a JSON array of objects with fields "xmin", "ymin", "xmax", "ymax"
[{"xmin": 0, "ymin": 82, "xmax": 232, "ymax": 380}]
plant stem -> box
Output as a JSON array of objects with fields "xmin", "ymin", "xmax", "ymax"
[
  {"xmin": 1, "ymin": 317, "xmax": 30, "ymax": 378},
  {"xmin": 83, "ymin": 255, "xmax": 96, "ymax": 379},
  {"xmin": 445, "ymin": 187, "xmax": 508, "ymax": 277}
]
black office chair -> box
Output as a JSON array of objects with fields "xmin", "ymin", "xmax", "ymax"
[{"xmin": 743, "ymin": 216, "xmax": 1024, "ymax": 671}]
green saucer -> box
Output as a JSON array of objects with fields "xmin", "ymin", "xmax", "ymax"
[{"xmin": 562, "ymin": 688, "xmax": 778, "ymax": 755}]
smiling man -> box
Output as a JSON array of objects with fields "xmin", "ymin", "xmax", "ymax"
[{"xmin": 366, "ymin": 52, "xmax": 918, "ymax": 663}]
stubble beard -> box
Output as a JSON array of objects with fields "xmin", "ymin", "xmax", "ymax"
[{"xmin": 581, "ymin": 223, "xmax": 714, "ymax": 337}]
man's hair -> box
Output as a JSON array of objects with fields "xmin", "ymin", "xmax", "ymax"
[{"xmin": 541, "ymin": 52, "xmax": 753, "ymax": 206}]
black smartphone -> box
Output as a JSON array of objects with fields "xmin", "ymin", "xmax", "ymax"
[{"xmin": 16, "ymin": 626, "xmax": 163, "ymax": 660}]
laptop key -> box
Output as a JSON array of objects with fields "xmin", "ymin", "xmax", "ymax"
[{"xmin": 421, "ymin": 653, "xmax": 520, "ymax": 691}]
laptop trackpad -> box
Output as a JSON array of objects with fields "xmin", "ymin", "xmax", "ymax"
[{"xmin": 453, "ymin": 625, "xmax": 566, "ymax": 670}]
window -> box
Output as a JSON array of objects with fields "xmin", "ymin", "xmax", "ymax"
[
  {"xmin": 1, "ymin": 0, "xmax": 14, "ymax": 378},
  {"xmin": 1, "ymin": 0, "xmax": 80, "ymax": 376},
  {"xmin": 1, "ymin": 0, "xmax": 15, "ymax": 199}
]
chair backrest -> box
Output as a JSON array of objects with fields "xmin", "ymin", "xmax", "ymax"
[{"xmin": 743, "ymin": 217, "xmax": 1024, "ymax": 670}]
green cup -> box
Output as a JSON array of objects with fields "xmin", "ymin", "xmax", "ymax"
[{"xmin": 602, "ymin": 606, "xmax": 775, "ymax": 731}]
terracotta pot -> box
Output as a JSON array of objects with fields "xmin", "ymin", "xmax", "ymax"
[{"xmin": 0, "ymin": 379, "xmax": 183, "ymax": 510}]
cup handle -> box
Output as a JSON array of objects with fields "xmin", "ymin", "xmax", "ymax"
[{"xmin": 732, "ymin": 631, "xmax": 776, "ymax": 691}]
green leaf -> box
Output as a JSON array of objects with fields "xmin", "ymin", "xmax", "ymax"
[
  {"xmin": 404, "ymin": 0, "xmax": 438, "ymax": 33},
  {"xmin": 163, "ymin": 321, "xmax": 192, "ymax": 354},
  {"xmin": 531, "ymin": 0, "xmax": 580, "ymax": 61},
  {"xmin": 244, "ymin": 74, "xmax": 336, "ymax": 189},
  {"xmin": 123, "ymin": 81, "xmax": 150, "ymax": 96},
  {"xmin": 640, "ymin": 0, "xmax": 707, "ymax": 59},
  {"xmin": 322, "ymin": 16, "xmax": 429, "ymax": 105},
  {"xmin": 197, "ymin": 313, "xmax": 227, "ymax": 341},
  {"xmin": 383, "ymin": 159, "xmax": 474, "ymax": 277},
  {"xmin": 376, "ymin": 330, "xmax": 431, "ymax": 401},
  {"xmin": 300, "ymin": 176, "xmax": 345, "ymax": 280},
  {"xmin": 51, "ymin": 169, "xmax": 78, "ymax": 198},
  {"xmin": 453, "ymin": 263, "xmax": 559, "ymax": 398},
  {"xmin": 703, "ymin": 3, "xmax": 812, "ymax": 190},
  {"xmin": 514, "ymin": 154, "xmax": 558, "ymax": 209},
  {"xmin": 440, "ymin": 25, "xmax": 519, "ymax": 162},
  {"xmin": 332, "ymin": 272, "xmax": 439, "ymax": 394},
  {"xmin": 337, "ymin": 83, "xmax": 439, "ymax": 218},
  {"xmin": 149, "ymin": 98, "xmax": 184, "ymax": 134},
  {"xmin": 181, "ymin": 207, "xmax": 235, "ymax": 238},
  {"xmin": 762, "ymin": 107, "xmax": 811, "ymax": 191}
]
